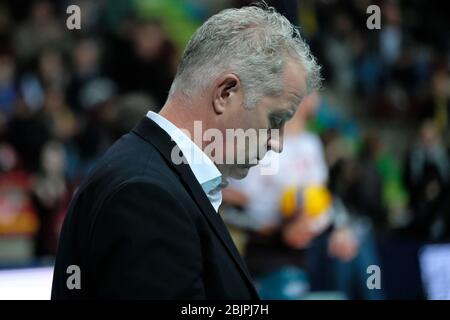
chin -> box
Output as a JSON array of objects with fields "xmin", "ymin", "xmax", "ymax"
[{"xmin": 230, "ymin": 166, "xmax": 251, "ymax": 179}]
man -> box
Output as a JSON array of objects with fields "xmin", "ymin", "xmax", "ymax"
[{"xmin": 51, "ymin": 4, "xmax": 321, "ymax": 299}]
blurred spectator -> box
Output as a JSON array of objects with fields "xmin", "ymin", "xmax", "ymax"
[
  {"xmin": 107, "ymin": 92, "xmax": 157, "ymax": 140},
  {"xmin": 221, "ymin": 93, "xmax": 330, "ymax": 298},
  {"xmin": 403, "ymin": 120, "xmax": 450, "ymax": 240},
  {"xmin": 0, "ymin": 142, "xmax": 39, "ymax": 263},
  {"xmin": 14, "ymin": 1, "xmax": 70, "ymax": 64},
  {"xmin": 66, "ymin": 37, "xmax": 104, "ymax": 113},
  {"xmin": 328, "ymin": 134, "xmax": 388, "ymax": 231},
  {"xmin": 379, "ymin": 0, "xmax": 402, "ymax": 67},
  {"xmin": 310, "ymin": 130, "xmax": 385, "ymax": 300},
  {"xmin": 0, "ymin": 49, "xmax": 17, "ymax": 117},
  {"xmin": 419, "ymin": 66, "xmax": 450, "ymax": 142},
  {"xmin": 323, "ymin": 11, "xmax": 357, "ymax": 94},
  {"xmin": 32, "ymin": 140, "xmax": 70, "ymax": 257},
  {"xmin": 106, "ymin": 19, "xmax": 178, "ymax": 107}
]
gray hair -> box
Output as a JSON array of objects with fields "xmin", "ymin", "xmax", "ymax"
[{"xmin": 168, "ymin": 3, "xmax": 321, "ymax": 108}]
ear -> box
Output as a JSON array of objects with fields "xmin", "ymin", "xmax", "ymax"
[{"xmin": 212, "ymin": 73, "xmax": 241, "ymax": 115}]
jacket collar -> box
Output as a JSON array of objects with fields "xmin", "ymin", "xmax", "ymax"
[{"xmin": 146, "ymin": 111, "xmax": 223, "ymax": 202}]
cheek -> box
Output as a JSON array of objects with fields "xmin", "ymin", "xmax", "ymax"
[
  {"xmin": 242, "ymin": 107, "xmax": 268, "ymax": 130},
  {"xmin": 258, "ymin": 111, "xmax": 270, "ymax": 130}
]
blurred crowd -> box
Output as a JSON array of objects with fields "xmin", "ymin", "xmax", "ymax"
[{"xmin": 0, "ymin": 0, "xmax": 448, "ymax": 299}]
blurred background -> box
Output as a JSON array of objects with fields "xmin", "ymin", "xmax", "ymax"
[{"xmin": 0, "ymin": 0, "xmax": 448, "ymax": 300}]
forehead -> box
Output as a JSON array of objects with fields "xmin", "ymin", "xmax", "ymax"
[
  {"xmin": 282, "ymin": 58, "xmax": 307, "ymax": 103},
  {"xmin": 254, "ymin": 59, "xmax": 307, "ymax": 116}
]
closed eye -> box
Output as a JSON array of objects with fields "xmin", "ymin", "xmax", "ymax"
[{"xmin": 268, "ymin": 108, "xmax": 295, "ymax": 129}]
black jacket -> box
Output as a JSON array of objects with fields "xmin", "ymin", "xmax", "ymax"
[{"xmin": 51, "ymin": 117, "xmax": 260, "ymax": 299}]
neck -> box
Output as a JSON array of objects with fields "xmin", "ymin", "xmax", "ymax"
[
  {"xmin": 159, "ymin": 97, "xmax": 209, "ymax": 148},
  {"xmin": 159, "ymin": 96, "xmax": 229, "ymax": 177}
]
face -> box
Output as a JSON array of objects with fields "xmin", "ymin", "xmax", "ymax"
[{"xmin": 214, "ymin": 59, "xmax": 307, "ymax": 179}]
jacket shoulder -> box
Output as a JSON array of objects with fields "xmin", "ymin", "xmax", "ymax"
[{"xmin": 79, "ymin": 132, "xmax": 179, "ymax": 197}]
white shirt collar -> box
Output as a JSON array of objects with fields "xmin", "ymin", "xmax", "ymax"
[{"xmin": 146, "ymin": 111, "xmax": 224, "ymax": 212}]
